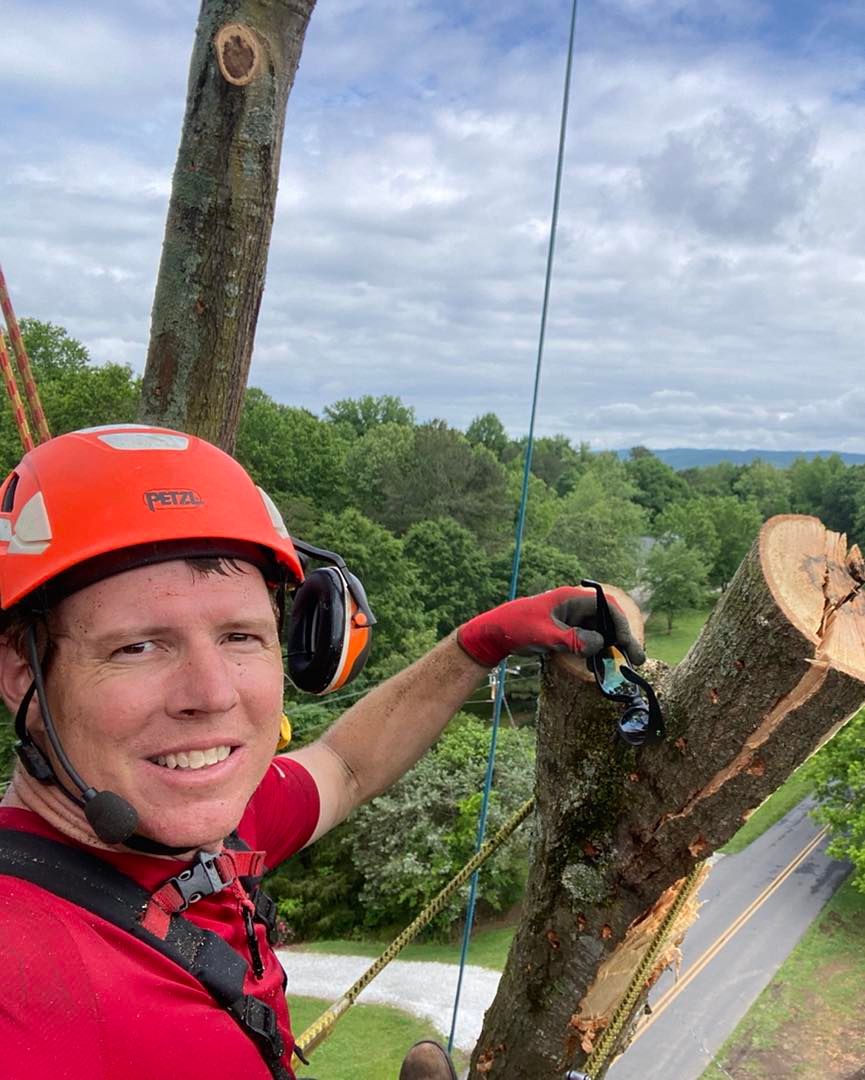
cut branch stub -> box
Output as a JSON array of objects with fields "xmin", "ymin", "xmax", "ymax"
[
  {"xmin": 214, "ymin": 23, "xmax": 263, "ymax": 86},
  {"xmin": 471, "ymin": 515, "xmax": 865, "ymax": 1079}
]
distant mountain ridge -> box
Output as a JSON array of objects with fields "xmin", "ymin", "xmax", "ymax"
[{"xmin": 616, "ymin": 448, "xmax": 865, "ymax": 470}]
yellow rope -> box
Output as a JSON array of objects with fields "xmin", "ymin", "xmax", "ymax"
[
  {"xmin": 580, "ymin": 862, "xmax": 706, "ymax": 1078},
  {"xmin": 292, "ymin": 796, "xmax": 535, "ymax": 1066}
]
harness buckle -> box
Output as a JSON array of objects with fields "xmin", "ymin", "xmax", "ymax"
[
  {"xmin": 172, "ymin": 851, "xmax": 234, "ymax": 910},
  {"xmin": 254, "ymin": 889, "xmax": 278, "ymax": 940},
  {"xmin": 233, "ymin": 996, "xmax": 285, "ymax": 1058}
]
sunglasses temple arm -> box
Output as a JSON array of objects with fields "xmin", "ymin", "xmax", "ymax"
[{"xmin": 581, "ymin": 578, "xmax": 617, "ymax": 647}]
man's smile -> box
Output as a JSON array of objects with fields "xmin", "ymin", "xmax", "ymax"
[{"xmin": 150, "ymin": 744, "xmax": 235, "ymax": 770}]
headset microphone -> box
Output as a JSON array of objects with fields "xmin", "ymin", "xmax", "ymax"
[{"xmin": 19, "ymin": 626, "xmax": 140, "ymax": 846}]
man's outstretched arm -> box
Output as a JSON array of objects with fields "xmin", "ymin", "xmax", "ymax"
[
  {"xmin": 287, "ymin": 586, "xmax": 645, "ymax": 843},
  {"xmin": 287, "ymin": 632, "xmax": 486, "ymax": 843}
]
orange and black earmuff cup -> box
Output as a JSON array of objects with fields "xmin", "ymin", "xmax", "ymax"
[{"xmin": 286, "ymin": 567, "xmax": 373, "ymax": 695}]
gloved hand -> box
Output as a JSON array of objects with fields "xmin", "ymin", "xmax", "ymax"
[{"xmin": 457, "ymin": 586, "xmax": 645, "ymax": 669}]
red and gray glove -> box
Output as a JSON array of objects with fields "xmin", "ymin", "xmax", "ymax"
[{"xmin": 456, "ymin": 586, "xmax": 645, "ymax": 669}]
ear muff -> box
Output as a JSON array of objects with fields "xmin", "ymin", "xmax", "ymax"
[{"xmin": 285, "ymin": 567, "xmax": 373, "ymax": 694}]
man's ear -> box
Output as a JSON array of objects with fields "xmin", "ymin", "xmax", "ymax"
[{"xmin": 0, "ymin": 636, "xmax": 35, "ymax": 716}]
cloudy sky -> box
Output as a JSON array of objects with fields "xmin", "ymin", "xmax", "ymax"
[{"xmin": 2, "ymin": 0, "xmax": 865, "ymax": 451}]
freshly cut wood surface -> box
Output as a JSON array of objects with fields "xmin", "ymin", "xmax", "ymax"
[
  {"xmin": 472, "ymin": 516, "xmax": 865, "ymax": 1080},
  {"xmin": 761, "ymin": 515, "xmax": 865, "ymax": 678}
]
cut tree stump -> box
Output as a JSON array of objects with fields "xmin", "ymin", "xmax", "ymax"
[{"xmin": 472, "ymin": 516, "xmax": 865, "ymax": 1079}]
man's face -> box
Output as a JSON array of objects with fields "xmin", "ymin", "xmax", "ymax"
[{"xmin": 38, "ymin": 559, "xmax": 284, "ymax": 850}]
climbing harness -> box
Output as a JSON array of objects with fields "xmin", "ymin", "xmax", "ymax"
[{"xmin": 0, "ymin": 828, "xmax": 294, "ymax": 1080}]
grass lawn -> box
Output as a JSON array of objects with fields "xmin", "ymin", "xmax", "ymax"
[
  {"xmin": 700, "ymin": 878, "xmax": 865, "ymax": 1079},
  {"xmin": 290, "ymin": 995, "xmax": 467, "ymax": 1080},
  {"xmin": 296, "ymin": 924, "xmax": 515, "ymax": 971},
  {"xmin": 644, "ymin": 605, "xmax": 712, "ymax": 666}
]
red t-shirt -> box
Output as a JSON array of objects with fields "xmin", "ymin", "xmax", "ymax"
[{"xmin": 0, "ymin": 756, "xmax": 320, "ymax": 1080}]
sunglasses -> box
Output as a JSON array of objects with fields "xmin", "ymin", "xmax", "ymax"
[{"xmin": 581, "ymin": 579, "xmax": 665, "ymax": 747}]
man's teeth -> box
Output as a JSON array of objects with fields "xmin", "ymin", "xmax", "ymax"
[{"xmin": 154, "ymin": 745, "xmax": 232, "ymax": 770}]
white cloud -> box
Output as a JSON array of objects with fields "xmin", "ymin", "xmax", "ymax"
[
  {"xmin": 638, "ymin": 106, "xmax": 821, "ymax": 241},
  {"xmin": 2, "ymin": 1, "xmax": 865, "ymax": 453}
]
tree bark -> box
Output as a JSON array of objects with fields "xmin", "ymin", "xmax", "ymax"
[
  {"xmin": 472, "ymin": 516, "xmax": 865, "ymax": 1079},
  {"xmin": 139, "ymin": 0, "xmax": 316, "ymax": 451}
]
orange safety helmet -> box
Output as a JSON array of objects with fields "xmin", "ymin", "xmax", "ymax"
[
  {"xmin": 0, "ymin": 424, "xmax": 374, "ymax": 694},
  {"xmin": 0, "ymin": 424, "xmax": 304, "ymax": 608}
]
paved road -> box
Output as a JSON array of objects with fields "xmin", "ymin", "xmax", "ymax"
[
  {"xmin": 280, "ymin": 799, "xmax": 849, "ymax": 1074},
  {"xmin": 608, "ymin": 797, "xmax": 850, "ymax": 1080}
]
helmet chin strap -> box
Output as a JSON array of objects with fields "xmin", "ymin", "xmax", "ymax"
[{"xmin": 15, "ymin": 625, "xmax": 193, "ymax": 857}]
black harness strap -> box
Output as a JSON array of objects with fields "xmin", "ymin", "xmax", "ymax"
[{"xmin": 0, "ymin": 829, "xmax": 291, "ymax": 1080}]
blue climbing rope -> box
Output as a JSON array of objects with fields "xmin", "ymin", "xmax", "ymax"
[{"xmin": 447, "ymin": 0, "xmax": 582, "ymax": 1052}]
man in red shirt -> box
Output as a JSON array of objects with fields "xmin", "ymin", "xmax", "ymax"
[{"xmin": 0, "ymin": 425, "xmax": 642, "ymax": 1080}]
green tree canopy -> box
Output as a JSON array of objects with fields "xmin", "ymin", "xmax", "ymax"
[
  {"xmin": 681, "ymin": 461, "xmax": 744, "ymax": 499},
  {"xmin": 732, "ymin": 459, "xmax": 792, "ymax": 518},
  {"xmin": 342, "ymin": 421, "xmax": 415, "ymax": 523},
  {"xmin": 625, "ymin": 448, "xmax": 690, "ymax": 521},
  {"xmin": 642, "ymin": 538, "xmax": 709, "ymax": 631},
  {"xmin": 504, "ymin": 462, "xmax": 561, "ymax": 545},
  {"xmin": 550, "ymin": 470, "xmax": 647, "ymax": 589},
  {"xmin": 523, "ymin": 435, "xmax": 584, "ymax": 497},
  {"xmin": 491, "ymin": 539, "xmax": 584, "ymax": 599},
  {"xmin": 323, "ymin": 394, "xmax": 415, "ymax": 437},
  {"xmin": 403, "ymin": 517, "xmax": 496, "ymax": 637},
  {"xmin": 803, "ymin": 461, "xmax": 865, "ymax": 540},
  {"xmin": 704, "ymin": 495, "xmax": 763, "ymax": 588},
  {"xmin": 813, "ymin": 708, "xmax": 865, "ymax": 895},
  {"xmin": 265, "ymin": 714, "xmax": 535, "ymax": 937},
  {"xmin": 788, "ymin": 454, "xmax": 848, "ymax": 518},
  {"xmin": 235, "ymin": 387, "xmax": 351, "ymax": 520},
  {"xmin": 466, "ymin": 412, "xmax": 512, "ymax": 461},
  {"xmin": 349, "ymin": 714, "xmax": 535, "ymax": 931},
  {"xmin": 654, "ymin": 497, "xmax": 722, "ymax": 568},
  {"xmin": 375, "ymin": 421, "xmax": 509, "ymax": 545},
  {"xmin": 306, "ymin": 507, "xmax": 436, "ymax": 680}
]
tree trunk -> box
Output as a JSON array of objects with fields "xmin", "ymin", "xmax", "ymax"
[
  {"xmin": 472, "ymin": 516, "xmax": 865, "ymax": 1079},
  {"xmin": 139, "ymin": 0, "xmax": 316, "ymax": 451}
]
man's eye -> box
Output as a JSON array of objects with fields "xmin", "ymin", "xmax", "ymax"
[
  {"xmin": 226, "ymin": 633, "xmax": 255, "ymax": 644},
  {"xmin": 114, "ymin": 641, "xmax": 155, "ymax": 657}
]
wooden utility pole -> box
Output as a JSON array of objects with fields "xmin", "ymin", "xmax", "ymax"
[
  {"xmin": 139, "ymin": 0, "xmax": 316, "ymax": 450},
  {"xmin": 472, "ymin": 516, "xmax": 865, "ymax": 1078}
]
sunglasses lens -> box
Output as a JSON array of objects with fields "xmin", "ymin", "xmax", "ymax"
[
  {"xmin": 598, "ymin": 654, "xmax": 628, "ymax": 694},
  {"xmin": 618, "ymin": 705, "xmax": 650, "ymax": 746}
]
